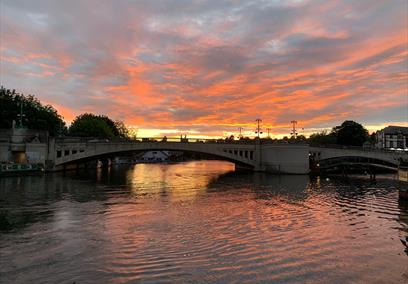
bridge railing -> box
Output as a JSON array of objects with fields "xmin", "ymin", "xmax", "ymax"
[
  {"xmin": 55, "ymin": 137, "xmax": 259, "ymax": 145},
  {"xmin": 311, "ymin": 144, "xmax": 408, "ymax": 155},
  {"xmin": 319, "ymin": 156, "xmax": 398, "ymax": 167},
  {"xmin": 55, "ymin": 136, "xmax": 311, "ymax": 146}
]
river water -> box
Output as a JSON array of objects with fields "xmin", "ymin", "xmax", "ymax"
[{"xmin": 0, "ymin": 161, "xmax": 407, "ymax": 283}]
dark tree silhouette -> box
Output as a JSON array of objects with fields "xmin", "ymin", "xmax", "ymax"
[
  {"xmin": 308, "ymin": 131, "xmax": 336, "ymax": 146},
  {"xmin": 0, "ymin": 86, "xmax": 66, "ymax": 136},
  {"xmin": 308, "ymin": 121, "xmax": 369, "ymax": 146},
  {"xmin": 69, "ymin": 113, "xmax": 129, "ymax": 139},
  {"xmin": 332, "ymin": 120, "xmax": 369, "ymax": 146},
  {"xmin": 113, "ymin": 120, "xmax": 130, "ymax": 138}
]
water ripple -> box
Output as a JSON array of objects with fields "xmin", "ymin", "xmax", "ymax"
[{"xmin": 0, "ymin": 162, "xmax": 407, "ymax": 283}]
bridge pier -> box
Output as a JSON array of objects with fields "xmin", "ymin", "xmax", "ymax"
[
  {"xmin": 253, "ymin": 139, "xmax": 264, "ymax": 172},
  {"xmin": 259, "ymin": 144, "xmax": 310, "ymax": 174},
  {"xmin": 341, "ymin": 165, "xmax": 347, "ymax": 178},
  {"xmin": 368, "ymin": 166, "xmax": 376, "ymax": 181}
]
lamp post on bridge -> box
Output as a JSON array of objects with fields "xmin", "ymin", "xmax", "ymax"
[{"xmin": 17, "ymin": 101, "xmax": 25, "ymax": 128}]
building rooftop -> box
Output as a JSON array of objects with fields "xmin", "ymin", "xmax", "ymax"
[{"xmin": 381, "ymin": 126, "xmax": 408, "ymax": 134}]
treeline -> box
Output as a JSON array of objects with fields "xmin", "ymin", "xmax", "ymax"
[
  {"xmin": 0, "ymin": 87, "xmax": 66, "ymax": 136},
  {"xmin": 0, "ymin": 87, "xmax": 129, "ymax": 139},
  {"xmin": 308, "ymin": 120, "xmax": 373, "ymax": 147},
  {"xmin": 274, "ymin": 120, "xmax": 372, "ymax": 146},
  {"xmin": 226, "ymin": 120, "xmax": 373, "ymax": 147}
]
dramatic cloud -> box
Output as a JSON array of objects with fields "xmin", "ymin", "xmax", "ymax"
[{"xmin": 1, "ymin": 0, "xmax": 407, "ymax": 137}]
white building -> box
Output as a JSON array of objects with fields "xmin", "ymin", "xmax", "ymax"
[{"xmin": 376, "ymin": 126, "xmax": 408, "ymax": 150}]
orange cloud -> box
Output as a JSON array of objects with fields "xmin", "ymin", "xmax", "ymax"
[{"xmin": 1, "ymin": 0, "xmax": 407, "ymax": 137}]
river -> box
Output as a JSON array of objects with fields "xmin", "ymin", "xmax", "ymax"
[{"xmin": 0, "ymin": 161, "xmax": 407, "ymax": 283}]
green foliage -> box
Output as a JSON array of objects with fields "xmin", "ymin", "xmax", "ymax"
[
  {"xmin": 333, "ymin": 120, "xmax": 369, "ymax": 146},
  {"xmin": 69, "ymin": 113, "xmax": 129, "ymax": 138},
  {"xmin": 114, "ymin": 120, "xmax": 130, "ymax": 138},
  {"xmin": 308, "ymin": 131, "xmax": 337, "ymax": 146},
  {"xmin": 225, "ymin": 135, "xmax": 235, "ymax": 142},
  {"xmin": 0, "ymin": 86, "xmax": 66, "ymax": 136},
  {"xmin": 288, "ymin": 134, "xmax": 307, "ymax": 143},
  {"xmin": 239, "ymin": 136, "xmax": 251, "ymax": 142},
  {"xmin": 368, "ymin": 132, "xmax": 376, "ymax": 144},
  {"xmin": 98, "ymin": 115, "xmax": 120, "ymax": 137},
  {"xmin": 308, "ymin": 120, "xmax": 369, "ymax": 146}
]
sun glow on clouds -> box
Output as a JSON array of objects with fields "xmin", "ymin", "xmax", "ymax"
[{"xmin": 0, "ymin": 0, "xmax": 407, "ymax": 137}]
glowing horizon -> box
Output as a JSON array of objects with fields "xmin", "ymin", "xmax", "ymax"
[
  {"xmin": 130, "ymin": 121, "xmax": 408, "ymax": 140},
  {"xmin": 1, "ymin": 0, "xmax": 407, "ymax": 138}
]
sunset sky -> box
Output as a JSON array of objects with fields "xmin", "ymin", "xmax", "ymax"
[{"xmin": 1, "ymin": 0, "xmax": 407, "ymax": 138}]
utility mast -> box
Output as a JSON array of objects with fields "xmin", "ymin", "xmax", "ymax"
[
  {"xmin": 238, "ymin": 127, "xmax": 244, "ymax": 138},
  {"xmin": 266, "ymin": 128, "xmax": 271, "ymax": 139},
  {"xmin": 255, "ymin": 118, "xmax": 263, "ymax": 138},
  {"xmin": 290, "ymin": 120, "xmax": 298, "ymax": 138}
]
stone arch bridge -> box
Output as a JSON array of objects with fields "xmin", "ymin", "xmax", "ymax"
[
  {"xmin": 50, "ymin": 139, "xmax": 310, "ymax": 174},
  {"xmin": 47, "ymin": 138, "xmax": 407, "ymax": 174},
  {"xmin": 309, "ymin": 146, "xmax": 406, "ymax": 172}
]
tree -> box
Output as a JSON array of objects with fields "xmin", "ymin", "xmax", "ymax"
[
  {"xmin": 308, "ymin": 131, "xmax": 336, "ymax": 146},
  {"xmin": 98, "ymin": 115, "xmax": 120, "ymax": 136},
  {"xmin": 0, "ymin": 86, "xmax": 66, "ymax": 136},
  {"xmin": 69, "ymin": 113, "xmax": 130, "ymax": 139},
  {"xmin": 114, "ymin": 120, "xmax": 130, "ymax": 138},
  {"xmin": 308, "ymin": 121, "xmax": 369, "ymax": 146},
  {"xmin": 368, "ymin": 132, "xmax": 376, "ymax": 144},
  {"xmin": 333, "ymin": 120, "xmax": 369, "ymax": 146},
  {"xmin": 294, "ymin": 134, "xmax": 307, "ymax": 142},
  {"xmin": 69, "ymin": 114, "xmax": 114, "ymax": 138},
  {"xmin": 225, "ymin": 135, "xmax": 235, "ymax": 142}
]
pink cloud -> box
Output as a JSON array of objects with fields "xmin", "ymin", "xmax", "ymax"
[{"xmin": 1, "ymin": 0, "xmax": 407, "ymax": 137}]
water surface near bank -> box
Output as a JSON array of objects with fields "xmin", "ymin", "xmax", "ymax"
[{"xmin": 0, "ymin": 161, "xmax": 407, "ymax": 283}]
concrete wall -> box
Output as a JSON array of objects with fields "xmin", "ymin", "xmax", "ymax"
[
  {"xmin": 0, "ymin": 129, "xmax": 12, "ymax": 142},
  {"xmin": 260, "ymin": 144, "xmax": 310, "ymax": 174},
  {"xmin": 9, "ymin": 128, "xmax": 48, "ymax": 143},
  {"xmin": 0, "ymin": 128, "xmax": 50, "ymax": 164},
  {"xmin": 0, "ymin": 143, "xmax": 11, "ymax": 162},
  {"xmin": 26, "ymin": 143, "xmax": 48, "ymax": 163},
  {"xmin": 0, "ymin": 143, "xmax": 48, "ymax": 164}
]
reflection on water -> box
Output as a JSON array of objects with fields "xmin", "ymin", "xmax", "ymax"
[{"xmin": 0, "ymin": 161, "xmax": 407, "ymax": 283}]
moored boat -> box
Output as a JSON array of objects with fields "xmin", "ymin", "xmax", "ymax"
[{"xmin": 0, "ymin": 163, "xmax": 45, "ymax": 176}]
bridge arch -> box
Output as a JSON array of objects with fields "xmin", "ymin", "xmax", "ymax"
[
  {"xmin": 309, "ymin": 146, "xmax": 405, "ymax": 172},
  {"xmin": 317, "ymin": 156, "xmax": 398, "ymax": 171},
  {"xmin": 53, "ymin": 141, "xmax": 257, "ymax": 169}
]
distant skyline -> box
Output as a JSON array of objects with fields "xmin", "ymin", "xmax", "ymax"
[{"xmin": 1, "ymin": 0, "xmax": 407, "ymax": 138}]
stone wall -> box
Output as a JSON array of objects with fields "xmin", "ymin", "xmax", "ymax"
[
  {"xmin": 0, "ymin": 128, "xmax": 50, "ymax": 164},
  {"xmin": 260, "ymin": 144, "xmax": 310, "ymax": 174}
]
